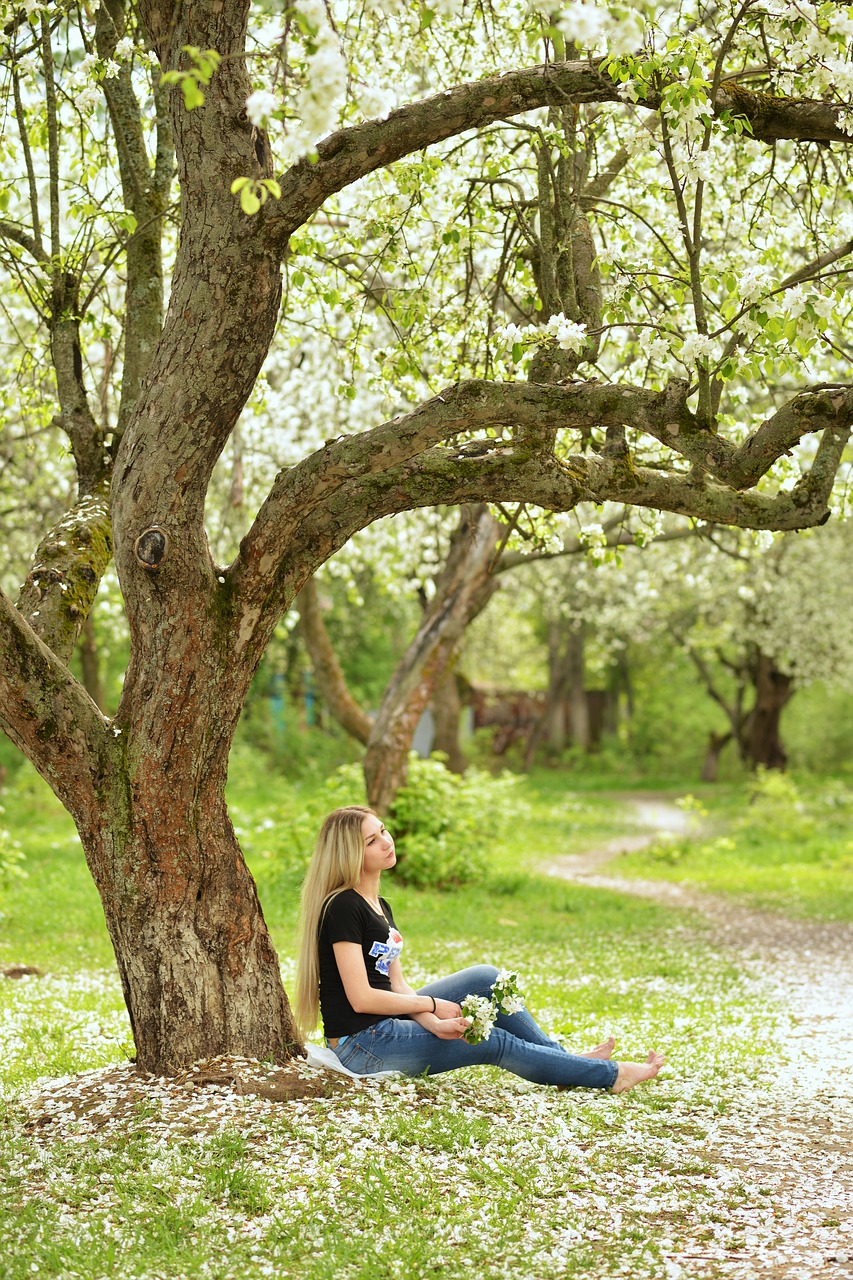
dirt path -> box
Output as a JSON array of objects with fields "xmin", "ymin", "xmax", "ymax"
[{"xmin": 546, "ymin": 798, "xmax": 853, "ymax": 1279}]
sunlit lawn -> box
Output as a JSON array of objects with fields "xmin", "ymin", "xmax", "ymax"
[{"xmin": 614, "ymin": 773, "xmax": 853, "ymax": 922}]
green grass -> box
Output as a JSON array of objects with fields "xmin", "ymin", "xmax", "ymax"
[
  {"xmin": 615, "ymin": 772, "xmax": 853, "ymax": 922},
  {"xmin": 0, "ymin": 752, "xmax": 816, "ymax": 1280}
]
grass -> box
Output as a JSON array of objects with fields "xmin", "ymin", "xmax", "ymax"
[
  {"xmin": 0, "ymin": 752, "xmax": 828, "ymax": 1279},
  {"xmin": 614, "ymin": 772, "xmax": 853, "ymax": 922}
]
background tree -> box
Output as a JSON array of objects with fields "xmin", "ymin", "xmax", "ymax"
[{"xmin": 2, "ymin": 0, "xmax": 853, "ymax": 1072}]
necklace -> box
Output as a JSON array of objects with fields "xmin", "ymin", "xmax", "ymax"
[{"xmin": 357, "ymin": 890, "xmax": 386, "ymax": 919}]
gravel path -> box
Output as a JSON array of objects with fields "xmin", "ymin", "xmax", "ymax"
[{"xmin": 546, "ymin": 800, "xmax": 853, "ymax": 1279}]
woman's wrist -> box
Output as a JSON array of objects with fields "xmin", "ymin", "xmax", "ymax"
[{"xmin": 420, "ymin": 995, "xmax": 437, "ymax": 1013}]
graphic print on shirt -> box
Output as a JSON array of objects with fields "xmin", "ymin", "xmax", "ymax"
[{"xmin": 369, "ymin": 927, "xmax": 404, "ymax": 976}]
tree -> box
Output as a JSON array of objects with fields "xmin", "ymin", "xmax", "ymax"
[
  {"xmin": 657, "ymin": 522, "xmax": 853, "ymax": 774},
  {"xmin": 2, "ymin": 0, "xmax": 853, "ymax": 1072}
]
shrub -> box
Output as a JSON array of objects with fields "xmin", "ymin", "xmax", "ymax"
[{"xmin": 387, "ymin": 754, "xmax": 523, "ymax": 889}]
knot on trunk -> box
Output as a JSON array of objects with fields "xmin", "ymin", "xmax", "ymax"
[{"xmin": 135, "ymin": 527, "xmax": 170, "ymax": 571}]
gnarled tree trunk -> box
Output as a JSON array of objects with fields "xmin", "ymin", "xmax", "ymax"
[{"xmin": 745, "ymin": 651, "xmax": 794, "ymax": 770}]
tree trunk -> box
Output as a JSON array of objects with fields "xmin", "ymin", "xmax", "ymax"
[
  {"xmin": 525, "ymin": 620, "xmax": 586, "ymax": 769},
  {"xmin": 565, "ymin": 622, "xmax": 589, "ymax": 749},
  {"xmin": 545, "ymin": 621, "xmax": 567, "ymax": 750},
  {"xmin": 701, "ymin": 730, "xmax": 733, "ymax": 782},
  {"xmin": 364, "ymin": 505, "xmax": 501, "ymax": 812},
  {"xmin": 297, "ymin": 577, "xmax": 373, "ymax": 745},
  {"xmin": 80, "ymin": 769, "xmax": 299, "ymax": 1075},
  {"xmin": 78, "ymin": 615, "xmax": 104, "ymax": 711},
  {"xmin": 431, "ymin": 665, "xmax": 466, "ymax": 774},
  {"xmin": 745, "ymin": 651, "xmax": 793, "ymax": 769}
]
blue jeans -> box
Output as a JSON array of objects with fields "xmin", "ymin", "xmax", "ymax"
[{"xmin": 333, "ymin": 964, "xmax": 618, "ymax": 1090}]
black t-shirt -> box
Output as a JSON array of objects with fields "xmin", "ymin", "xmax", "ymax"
[{"xmin": 318, "ymin": 889, "xmax": 404, "ymax": 1038}]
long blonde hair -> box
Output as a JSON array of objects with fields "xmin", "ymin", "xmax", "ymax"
[{"xmin": 294, "ymin": 806, "xmax": 374, "ymax": 1037}]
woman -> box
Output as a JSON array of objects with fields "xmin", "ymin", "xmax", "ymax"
[{"xmin": 295, "ymin": 806, "xmax": 665, "ymax": 1093}]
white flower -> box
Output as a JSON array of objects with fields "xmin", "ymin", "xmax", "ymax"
[
  {"xmin": 246, "ymin": 90, "xmax": 279, "ymax": 129},
  {"xmin": 685, "ymin": 150, "xmax": 714, "ymax": 182},
  {"xmin": 605, "ymin": 11, "xmax": 645, "ymax": 57},
  {"xmin": 355, "ymin": 84, "xmax": 396, "ymax": 120},
  {"xmin": 556, "ymin": 3, "xmax": 606, "ymax": 47},
  {"xmin": 680, "ymin": 333, "xmax": 715, "ymax": 365},
  {"xmin": 639, "ymin": 330, "xmax": 670, "ymax": 363},
  {"xmin": 102, "ymin": 59, "xmax": 120, "ymax": 79},
  {"xmin": 545, "ymin": 312, "xmax": 588, "ymax": 353},
  {"xmin": 75, "ymin": 85, "xmax": 100, "ymax": 113},
  {"xmin": 739, "ymin": 264, "xmax": 767, "ymax": 305},
  {"xmin": 115, "ymin": 37, "xmax": 135, "ymax": 59},
  {"xmin": 811, "ymin": 293, "xmax": 834, "ymax": 321},
  {"xmin": 461, "ymin": 993, "xmax": 498, "ymax": 1043},
  {"xmin": 433, "ymin": 0, "xmax": 463, "ymax": 13},
  {"xmin": 580, "ymin": 521, "xmax": 606, "ymax": 546}
]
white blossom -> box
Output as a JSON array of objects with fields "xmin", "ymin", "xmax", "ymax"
[
  {"xmin": 355, "ymin": 84, "xmax": 396, "ymax": 120},
  {"xmin": 556, "ymin": 2, "xmax": 606, "ymax": 47},
  {"xmin": 114, "ymin": 37, "xmax": 135, "ymax": 60},
  {"xmin": 545, "ymin": 312, "xmax": 588, "ymax": 353},
  {"xmin": 680, "ymin": 333, "xmax": 715, "ymax": 365},
  {"xmin": 739, "ymin": 265, "xmax": 768, "ymax": 305},
  {"xmin": 245, "ymin": 90, "xmax": 279, "ymax": 129},
  {"xmin": 639, "ymin": 330, "xmax": 671, "ymax": 363}
]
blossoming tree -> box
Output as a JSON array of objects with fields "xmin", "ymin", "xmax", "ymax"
[{"xmin": 2, "ymin": 0, "xmax": 853, "ymax": 1071}]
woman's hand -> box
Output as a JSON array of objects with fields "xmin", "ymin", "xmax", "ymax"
[
  {"xmin": 431, "ymin": 997, "xmax": 463, "ymax": 1019},
  {"xmin": 426, "ymin": 1015, "xmax": 470, "ymax": 1040}
]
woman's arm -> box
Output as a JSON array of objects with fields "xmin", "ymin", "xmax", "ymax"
[
  {"xmin": 388, "ymin": 958, "xmax": 463, "ymax": 1024},
  {"xmin": 333, "ymin": 943, "xmax": 464, "ymax": 1027}
]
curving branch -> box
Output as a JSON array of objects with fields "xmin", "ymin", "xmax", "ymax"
[
  {"xmin": 263, "ymin": 61, "xmax": 853, "ymax": 254},
  {"xmin": 15, "ymin": 484, "xmax": 113, "ymax": 664},
  {"xmin": 232, "ymin": 374, "xmax": 852, "ymax": 627},
  {"xmin": 0, "ymin": 584, "xmax": 112, "ymax": 815},
  {"xmin": 296, "ymin": 576, "xmax": 374, "ymax": 745}
]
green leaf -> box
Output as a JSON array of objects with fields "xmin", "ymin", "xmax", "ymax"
[
  {"xmin": 261, "ymin": 179, "xmax": 282, "ymax": 199},
  {"xmin": 230, "ymin": 177, "xmax": 250, "ymax": 194},
  {"xmin": 240, "ymin": 185, "xmax": 261, "ymax": 215},
  {"xmin": 291, "ymin": 270, "xmax": 305, "ymax": 288},
  {"xmin": 182, "ymin": 77, "xmax": 205, "ymax": 110},
  {"xmin": 511, "ymin": 343, "xmax": 525, "ymax": 363}
]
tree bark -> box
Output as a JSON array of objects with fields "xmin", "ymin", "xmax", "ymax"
[
  {"xmin": 565, "ymin": 623, "xmax": 590, "ymax": 749},
  {"xmin": 701, "ymin": 730, "xmax": 733, "ymax": 782},
  {"xmin": 296, "ymin": 577, "xmax": 373, "ymax": 746},
  {"xmin": 364, "ymin": 506, "xmax": 501, "ymax": 812},
  {"xmin": 431, "ymin": 666, "xmax": 466, "ymax": 774},
  {"xmin": 78, "ymin": 748, "xmax": 300, "ymax": 1075},
  {"xmin": 78, "ymin": 615, "xmax": 104, "ymax": 712},
  {"xmin": 745, "ymin": 651, "xmax": 794, "ymax": 770}
]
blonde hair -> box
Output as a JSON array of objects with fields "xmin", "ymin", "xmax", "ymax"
[{"xmin": 294, "ymin": 806, "xmax": 375, "ymax": 1037}]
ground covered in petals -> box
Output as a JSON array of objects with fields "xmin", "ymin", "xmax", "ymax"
[{"xmin": 2, "ymin": 785, "xmax": 852, "ymax": 1279}]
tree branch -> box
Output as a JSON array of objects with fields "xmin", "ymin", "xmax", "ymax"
[
  {"xmin": 0, "ymin": 584, "xmax": 112, "ymax": 814},
  {"xmin": 264, "ymin": 61, "xmax": 853, "ymax": 253},
  {"xmin": 15, "ymin": 483, "xmax": 113, "ymax": 664},
  {"xmin": 296, "ymin": 576, "xmax": 373, "ymax": 745},
  {"xmin": 233, "ymin": 375, "xmax": 851, "ymax": 618}
]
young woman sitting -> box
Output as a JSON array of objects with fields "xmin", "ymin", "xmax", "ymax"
[{"xmin": 295, "ymin": 806, "xmax": 665, "ymax": 1093}]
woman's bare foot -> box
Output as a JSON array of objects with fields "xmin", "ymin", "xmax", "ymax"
[
  {"xmin": 610, "ymin": 1050, "xmax": 665, "ymax": 1094},
  {"xmin": 580, "ymin": 1035, "xmax": 616, "ymax": 1060}
]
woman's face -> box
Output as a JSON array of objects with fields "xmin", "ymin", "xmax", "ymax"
[{"xmin": 360, "ymin": 813, "xmax": 396, "ymax": 877}]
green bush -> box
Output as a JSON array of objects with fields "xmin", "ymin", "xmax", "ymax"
[{"xmin": 388, "ymin": 755, "xmax": 524, "ymax": 889}]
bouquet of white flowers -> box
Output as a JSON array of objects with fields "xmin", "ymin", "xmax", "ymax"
[{"xmin": 461, "ymin": 970, "xmax": 526, "ymax": 1044}]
